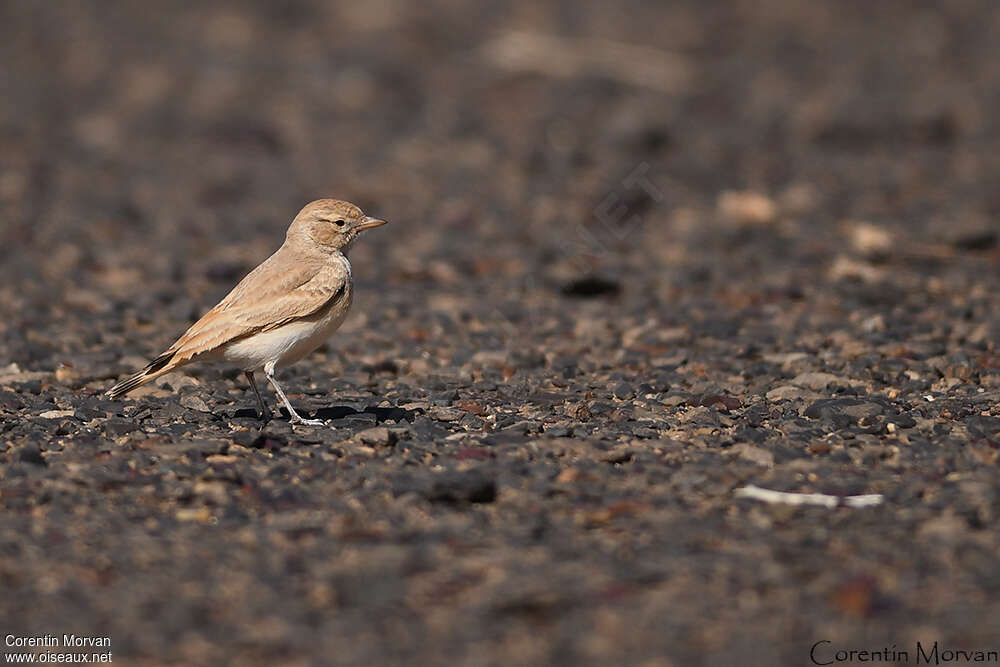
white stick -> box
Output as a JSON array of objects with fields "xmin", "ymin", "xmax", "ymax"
[{"xmin": 734, "ymin": 485, "xmax": 883, "ymax": 508}]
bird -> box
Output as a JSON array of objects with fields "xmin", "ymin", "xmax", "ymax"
[{"xmin": 107, "ymin": 199, "xmax": 387, "ymax": 426}]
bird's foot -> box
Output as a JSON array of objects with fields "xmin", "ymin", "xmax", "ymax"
[{"xmin": 289, "ymin": 416, "xmax": 327, "ymax": 428}]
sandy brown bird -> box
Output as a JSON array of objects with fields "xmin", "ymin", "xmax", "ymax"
[{"xmin": 107, "ymin": 199, "xmax": 387, "ymax": 426}]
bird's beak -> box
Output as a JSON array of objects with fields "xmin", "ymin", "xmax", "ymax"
[{"xmin": 356, "ymin": 216, "xmax": 387, "ymax": 231}]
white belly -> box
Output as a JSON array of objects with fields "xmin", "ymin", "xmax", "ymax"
[{"xmin": 219, "ymin": 291, "xmax": 352, "ymax": 371}]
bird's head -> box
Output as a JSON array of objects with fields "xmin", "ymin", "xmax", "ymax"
[{"xmin": 288, "ymin": 199, "xmax": 387, "ymax": 251}]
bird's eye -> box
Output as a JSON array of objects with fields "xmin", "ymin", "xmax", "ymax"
[{"xmin": 335, "ymin": 219, "xmax": 346, "ymax": 227}]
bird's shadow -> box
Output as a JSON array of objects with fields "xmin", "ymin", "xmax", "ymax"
[{"xmin": 232, "ymin": 404, "xmax": 419, "ymax": 424}]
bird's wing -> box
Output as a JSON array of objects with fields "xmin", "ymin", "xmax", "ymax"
[{"xmin": 165, "ymin": 250, "xmax": 348, "ymax": 364}]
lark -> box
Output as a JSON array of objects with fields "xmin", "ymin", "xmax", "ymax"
[{"xmin": 107, "ymin": 199, "xmax": 387, "ymax": 426}]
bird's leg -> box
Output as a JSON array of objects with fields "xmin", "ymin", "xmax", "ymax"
[
  {"xmin": 245, "ymin": 371, "xmax": 272, "ymax": 422},
  {"xmin": 263, "ymin": 363, "xmax": 325, "ymax": 427}
]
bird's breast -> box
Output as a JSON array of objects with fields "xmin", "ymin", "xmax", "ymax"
[{"xmin": 221, "ymin": 278, "xmax": 353, "ymax": 371}]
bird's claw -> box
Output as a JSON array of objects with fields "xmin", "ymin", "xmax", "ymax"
[{"xmin": 290, "ymin": 417, "xmax": 327, "ymax": 428}]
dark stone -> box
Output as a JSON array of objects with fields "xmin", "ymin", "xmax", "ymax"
[
  {"xmin": 363, "ymin": 358, "xmax": 399, "ymax": 375},
  {"xmin": 560, "ymin": 276, "xmax": 621, "ymax": 298},
  {"xmin": 103, "ymin": 419, "xmax": 140, "ymax": 438},
  {"xmin": 0, "ymin": 390, "xmax": 27, "ymax": 411},
  {"xmin": 357, "ymin": 426, "xmax": 398, "ymax": 447},
  {"xmin": 425, "ymin": 469, "xmax": 497, "ymax": 504},
  {"xmin": 14, "ymin": 380, "xmax": 43, "ymax": 395},
  {"xmin": 233, "ymin": 431, "xmax": 288, "ymax": 450},
  {"xmin": 75, "ymin": 406, "xmax": 108, "ymax": 420},
  {"xmin": 950, "ymin": 229, "xmax": 997, "ymax": 251},
  {"xmin": 182, "ymin": 440, "xmax": 227, "ymax": 458},
  {"xmin": 612, "ymin": 383, "xmax": 634, "ymax": 399},
  {"xmin": 431, "ymin": 389, "xmax": 460, "ymax": 404},
  {"xmin": 700, "ymin": 394, "xmax": 742, "ymax": 411},
  {"xmin": 15, "ymin": 443, "xmax": 46, "ymax": 466},
  {"xmin": 804, "ymin": 399, "xmax": 886, "ymax": 428},
  {"xmin": 588, "ymin": 402, "xmax": 615, "ymax": 415},
  {"xmin": 733, "ymin": 426, "xmax": 768, "ymax": 443},
  {"xmin": 743, "ymin": 404, "xmax": 769, "ymax": 428},
  {"xmin": 965, "ymin": 415, "xmax": 1000, "ymax": 439}
]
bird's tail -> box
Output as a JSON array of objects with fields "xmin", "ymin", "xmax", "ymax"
[{"xmin": 106, "ymin": 350, "xmax": 177, "ymax": 399}]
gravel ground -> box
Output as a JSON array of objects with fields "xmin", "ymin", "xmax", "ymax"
[{"xmin": 3, "ymin": 1, "xmax": 1000, "ymax": 665}]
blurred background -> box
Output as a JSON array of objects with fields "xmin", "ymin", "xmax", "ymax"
[
  {"xmin": 4, "ymin": 0, "xmax": 1000, "ymax": 665},
  {"xmin": 2, "ymin": 0, "xmax": 998, "ymax": 353}
]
